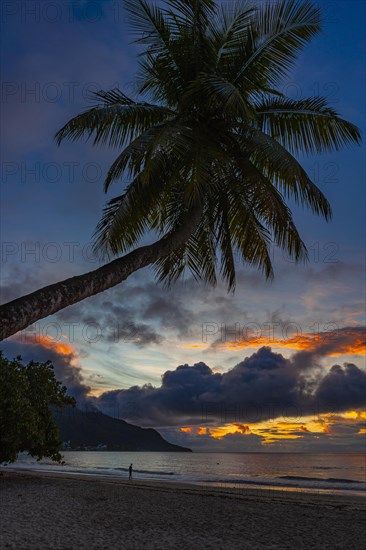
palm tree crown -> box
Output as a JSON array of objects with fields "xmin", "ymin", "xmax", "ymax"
[{"xmin": 56, "ymin": 0, "xmax": 361, "ymax": 290}]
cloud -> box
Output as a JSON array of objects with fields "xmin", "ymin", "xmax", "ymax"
[
  {"xmin": 315, "ymin": 363, "xmax": 366, "ymax": 410},
  {"xmin": 94, "ymin": 346, "xmax": 366, "ymax": 427},
  {"xmin": 211, "ymin": 326, "xmax": 366, "ymax": 356},
  {"xmin": 1, "ymin": 336, "xmax": 364, "ymax": 451},
  {"xmin": 193, "ymin": 429, "xmax": 263, "ymax": 452},
  {"xmin": 158, "ymin": 425, "xmax": 264, "ymax": 452},
  {"xmin": 56, "ymin": 296, "xmax": 164, "ymax": 347},
  {"xmin": 159, "ymin": 409, "xmax": 366, "ymax": 452},
  {"xmin": 0, "ymin": 336, "xmax": 91, "ymax": 402}
]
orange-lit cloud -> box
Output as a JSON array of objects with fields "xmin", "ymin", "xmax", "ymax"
[
  {"xmin": 12, "ymin": 334, "xmax": 76, "ymax": 357},
  {"xmin": 180, "ymin": 426, "xmax": 209, "ymax": 436},
  {"xmin": 215, "ymin": 328, "xmax": 365, "ymax": 356},
  {"xmin": 180, "ymin": 327, "xmax": 365, "ymax": 357},
  {"xmin": 178, "ymin": 344, "xmax": 207, "ymax": 350},
  {"xmin": 209, "ymin": 423, "xmax": 251, "ymax": 439},
  {"xmin": 34, "ymin": 336, "xmax": 76, "ymax": 356},
  {"xmin": 325, "ymin": 411, "xmax": 366, "ymax": 421}
]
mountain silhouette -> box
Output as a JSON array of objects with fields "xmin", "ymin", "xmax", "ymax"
[{"xmin": 54, "ymin": 407, "xmax": 191, "ymax": 452}]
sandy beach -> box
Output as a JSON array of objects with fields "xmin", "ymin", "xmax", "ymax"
[{"xmin": 0, "ymin": 470, "xmax": 364, "ymax": 549}]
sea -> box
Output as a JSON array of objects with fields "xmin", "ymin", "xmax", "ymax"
[{"xmin": 5, "ymin": 451, "xmax": 366, "ymax": 497}]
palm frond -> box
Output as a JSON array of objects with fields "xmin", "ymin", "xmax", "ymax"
[
  {"xmin": 228, "ymin": 191, "xmax": 274, "ymax": 279},
  {"xmin": 124, "ymin": 0, "xmax": 172, "ymax": 51},
  {"xmin": 255, "ymin": 96, "xmax": 362, "ymax": 154},
  {"xmin": 166, "ymin": 0, "xmax": 217, "ymax": 24},
  {"xmin": 91, "ymin": 89, "xmax": 134, "ymax": 105},
  {"xmin": 239, "ymin": 160, "xmax": 308, "ymax": 261},
  {"xmin": 234, "ymin": 126, "xmax": 332, "ymax": 220},
  {"xmin": 154, "ymin": 213, "xmax": 217, "ymax": 287},
  {"xmin": 216, "ymin": 198, "xmax": 236, "ymax": 290},
  {"xmin": 103, "ymin": 124, "xmax": 167, "ymax": 191},
  {"xmin": 55, "ymin": 91, "xmax": 174, "ymax": 148},
  {"xmin": 94, "ymin": 124, "xmax": 198, "ymax": 255},
  {"xmin": 234, "ymin": 0, "xmax": 322, "ymax": 90},
  {"xmin": 93, "ymin": 174, "xmax": 161, "ymax": 257},
  {"xmin": 207, "ymin": 1, "xmax": 256, "ymax": 71}
]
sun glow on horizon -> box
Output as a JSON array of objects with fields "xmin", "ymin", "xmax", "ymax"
[{"xmin": 179, "ymin": 410, "xmax": 366, "ymax": 445}]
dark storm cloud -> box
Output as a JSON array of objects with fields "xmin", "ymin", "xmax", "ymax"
[
  {"xmin": 94, "ymin": 347, "xmax": 366, "ymax": 427},
  {"xmin": 315, "ymin": 363, "xmax": 366, "ymax": 410}
]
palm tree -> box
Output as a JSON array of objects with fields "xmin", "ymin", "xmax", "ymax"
[{"xmin": 0, "ymin": 0, "xmax": 360, "ymax": 341}]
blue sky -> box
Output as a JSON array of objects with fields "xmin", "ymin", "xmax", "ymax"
[{"xmin": 1, "ymin": 0, "xmax": 365, "ymax": 451}]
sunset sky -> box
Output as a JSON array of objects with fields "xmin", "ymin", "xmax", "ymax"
[{"xmin": 1, "ymin": 0, "xmax": 365, "ymax": 451}]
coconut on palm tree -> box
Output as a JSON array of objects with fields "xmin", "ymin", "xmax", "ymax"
[{"xmin": 0, "ymin": 0, "xmax": 361, "ymax": 340}]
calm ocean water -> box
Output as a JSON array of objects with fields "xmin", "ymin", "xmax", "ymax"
[{"xmin": 6, "ymin": 452, "xmax": 366, "ymax": 496}]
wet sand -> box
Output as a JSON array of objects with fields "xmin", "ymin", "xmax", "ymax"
[{"xmin": 0, "ymin": 470, "xmax": 365, "ymax": 549}]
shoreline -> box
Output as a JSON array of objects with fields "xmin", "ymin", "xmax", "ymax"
[
  {"xmin": 2, "ymin": 464, "xmax": 365, "ymax": 499},
  {"xmin": 2, "ymin": 467, "xmax": 365, "ymax": 500},
  {"xmin": 1, "ymin": 470, "xmax": 365, "ymax": 549}
]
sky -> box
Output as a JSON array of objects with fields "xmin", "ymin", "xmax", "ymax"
[{"xmin": 1, "ymin": 0, "xmax": 365, "ymax": 452}]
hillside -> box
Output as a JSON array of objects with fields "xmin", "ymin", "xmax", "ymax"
[{"xmin": 54, "ymin": 407, "xmax": 191, "ymax": 452}]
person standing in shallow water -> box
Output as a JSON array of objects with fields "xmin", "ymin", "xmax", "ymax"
[{"xmin": 129, "ymin": 464, "xmax": 133, "ymax": 480}]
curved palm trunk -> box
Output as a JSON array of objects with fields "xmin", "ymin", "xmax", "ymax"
[{"xmin": 0, "ymin": 210, "xmax": 201, "ymax": 341}]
